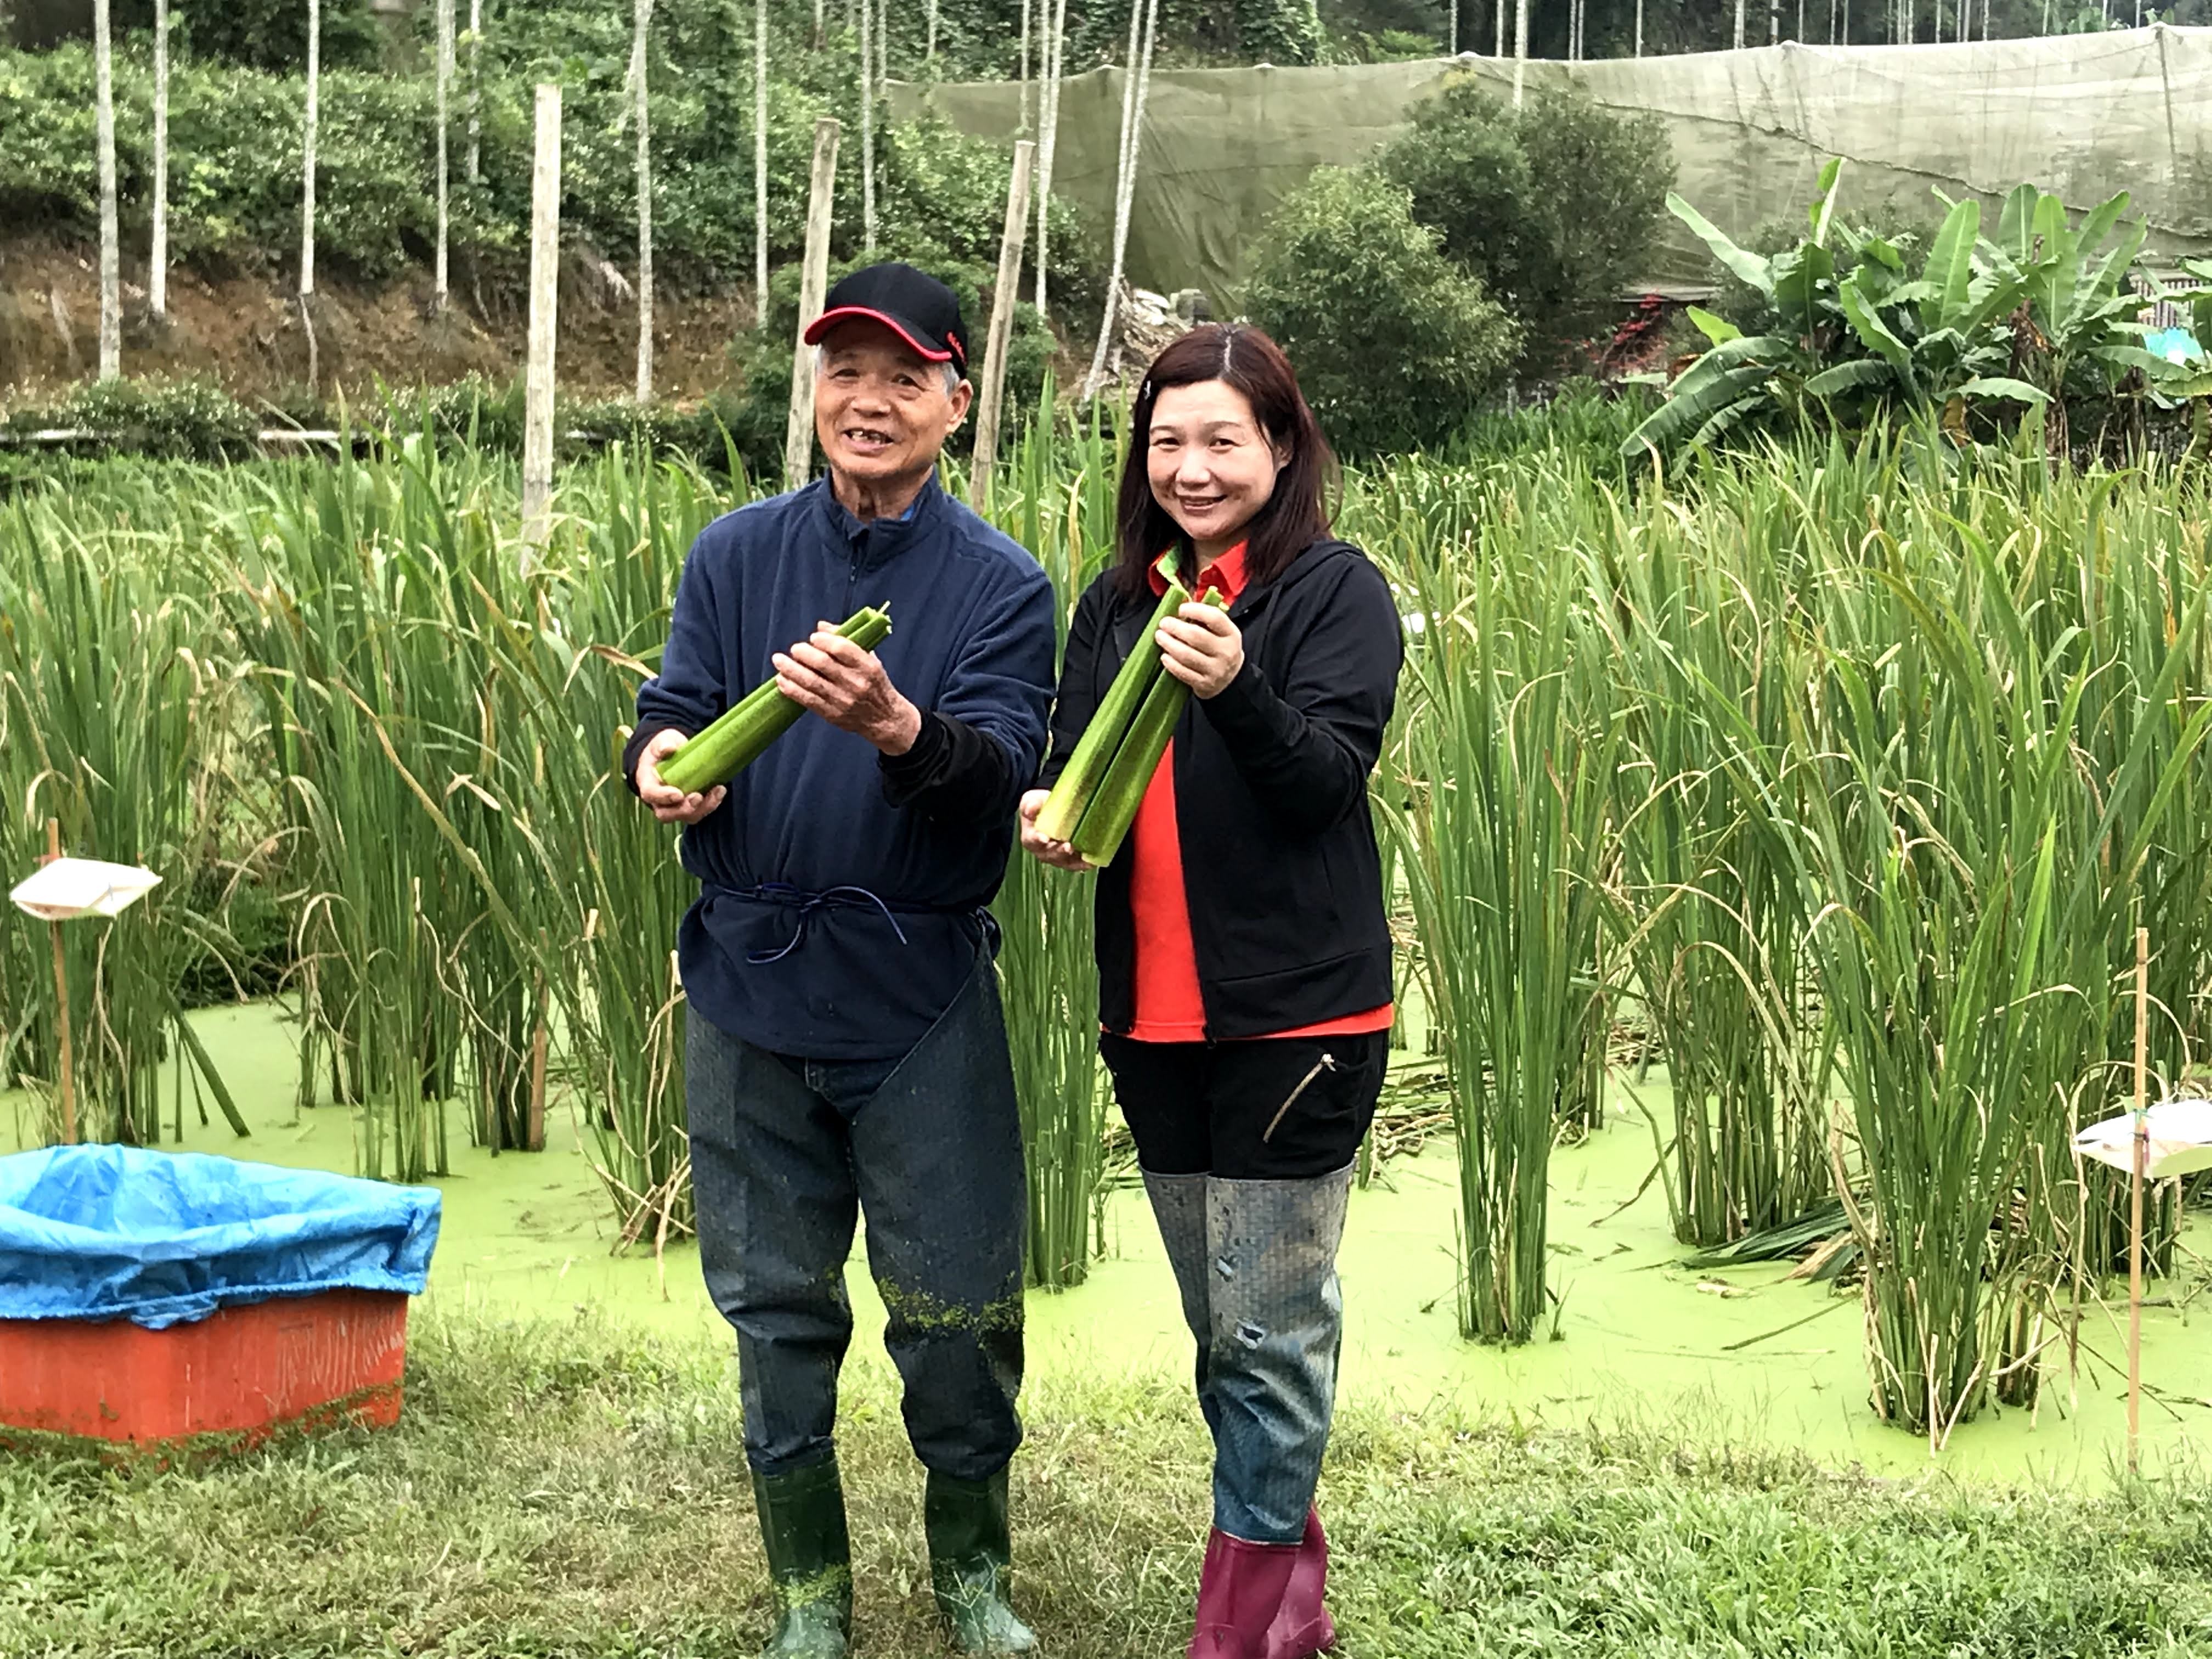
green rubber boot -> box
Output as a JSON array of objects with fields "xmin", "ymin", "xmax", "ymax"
[
  {"xmin": 924, "ymin": 1469, "xmax": 1039, "ymax": 1654},
  {"xmin": 752, "ymin": 1457, "xmax": 854, "ymax": 1658}
]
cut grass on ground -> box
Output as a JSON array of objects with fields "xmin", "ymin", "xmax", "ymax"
[{"xmin": 5, "ymin": 1307, "xmax": 2212, "ymax": 1657}]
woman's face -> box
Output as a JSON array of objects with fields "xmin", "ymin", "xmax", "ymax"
[{"xmin": 1146, "ymin": 379, "xmax": 1288, "ymax": 556}]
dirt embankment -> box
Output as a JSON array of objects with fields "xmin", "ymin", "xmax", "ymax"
[{"xmin": 0, "ymin": 233, "xmax": 760, "ymax": 407}]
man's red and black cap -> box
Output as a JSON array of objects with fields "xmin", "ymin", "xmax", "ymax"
[{"xmin": 803, "ymin": 263, "xmax": 970, "ymax": 374}]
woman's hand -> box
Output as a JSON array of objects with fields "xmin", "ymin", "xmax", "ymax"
[
  {"xmin": 635, "ymin": 728, "xmax": 727, "ymax": 825},
  {"xmin": 1019, "ymin": 788, "xmax": 1094, "ymax": 872},
  {"xmin": 1158, "ymin": 603, "xmax": 1245, "ymax": 700}
]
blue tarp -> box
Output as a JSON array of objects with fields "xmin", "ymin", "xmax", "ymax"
[{"xmin": 0, "ymin": 1146, "xmax": 441, "ymax": 1330}]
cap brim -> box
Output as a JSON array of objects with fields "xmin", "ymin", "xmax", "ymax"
[{"xmin": 803, "ymin": 306, "xmax": 963, "ymax": 368}]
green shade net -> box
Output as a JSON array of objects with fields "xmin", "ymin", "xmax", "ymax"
[{"xmin": 890, "ymin": 27, "xmax": 2212, "ymax": 308}]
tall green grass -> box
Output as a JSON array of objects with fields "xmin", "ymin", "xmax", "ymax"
[{"xmin": 11, "ymin": 412, "xmax": 2212, "ymax": 1435}]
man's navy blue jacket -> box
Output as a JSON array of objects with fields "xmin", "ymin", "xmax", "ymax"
[{"xmin": 627, "ymin": 474, "xmax": 1056, "ymax": 1060}]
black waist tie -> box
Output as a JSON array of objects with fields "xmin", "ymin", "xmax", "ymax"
[{"xmin": 723, "ymin": 882, "xmax": 995, "ymax": 966}]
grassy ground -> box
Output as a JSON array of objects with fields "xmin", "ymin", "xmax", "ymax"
[{"xmin": 6, "ymin": 1308, "xmax": 2212, "ymax": 1658}]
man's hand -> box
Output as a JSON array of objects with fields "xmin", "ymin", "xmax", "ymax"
[
  {"xmin": 774, "ymin": 623, "xmax": 924, "ymax": 755},
  {"xmin": 1018, "ymin": 788, "xmax": 1094, "ymax": 872},
  {"xmin": 1158, "ymin": 603, "xmax": 1245, "ymax": 700},
  {"xmin": 635, "ymin": 728, "xmax": 727, "ymax": 825}
]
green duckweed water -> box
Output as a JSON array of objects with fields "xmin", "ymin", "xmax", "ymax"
[{"xmin": 7, "ymin": 1000, "xmax": 2208, "ymax": 1489}]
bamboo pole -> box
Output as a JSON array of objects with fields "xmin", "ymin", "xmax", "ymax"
[
  {"xmin": 1637, "ymin": 0, "xmax": 1645, "ymax": 54},
  {"xmin": 927, "ymin": 0, "xmax": 940, "ymax": 59},
  {"xmin": 969, "ymin": 139, "xmax": 1037, "ymax": 511},
  {"xmin": 151, "ymin": 0, "xmax": 170, "ymax": 321},
  {"xmin": 93, "ymin": 0, "xmax": 120, "ymax": 379},
  {"xmin": 436, "ymin": 0, "xmax": 453, "ymax": 312},
  {"xmin": 1735, "ymin": 0, "xmax": 1748, "ymax": 47},
  {"xmin": 785, "ymin": 117, "xmax": 842, "ymax": 490},
  {"xmin": 522, "ymin": 84, "xmax": 563, "ymax": 554},
  {"xmin": 42, "ymin": 820, "xmax": 76, "ymax": 1148},
  {"xmin": 2129, "ymin": 925, "xmax": 2148, "ymax": 1474},
  {"xmin": 755, "ymin": 0, "xmax": 770, "ymax": 319},
  {"xmin": 634, "ymin": 0, "xmax": 657, "ymax": 402},
  {"xmin": 858, "ymin": 0, "xmax": 876, "ymax": 252}
]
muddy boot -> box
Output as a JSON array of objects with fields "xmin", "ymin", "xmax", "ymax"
[
  {"xmin": 925, "ymin": 1468, "xmax": 1038, "ymax": 1654},
  {"xmin": 752, "ymin": 1457, "xmax": 853, "ymax": 1658}
]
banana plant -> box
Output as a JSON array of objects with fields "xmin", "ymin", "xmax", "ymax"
[{"xmin": 1623, "ymin": 166, "xmax": 2212, "ymax": 460}]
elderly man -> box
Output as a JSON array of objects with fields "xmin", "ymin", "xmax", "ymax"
[{"xmin": 625, "ymin": 263, "xmax": 1055, "ymax": 1657}]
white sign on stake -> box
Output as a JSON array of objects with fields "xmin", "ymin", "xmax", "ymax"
[
  {"xmin": 2075, "ymin": 1097, "xmax": 2212, "ymax": 1181},
  {"xmin": 9, "ymin": 858, "xmax": 162, "ymax": 922}
]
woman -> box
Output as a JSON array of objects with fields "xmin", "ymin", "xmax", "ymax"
[{"xmin": 1019, "ymin": 324, "xmax": 1402, "ymax": 1659}]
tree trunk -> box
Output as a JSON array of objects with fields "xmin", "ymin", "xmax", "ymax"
[
  {"xmin": 94, "ymin": 0, "xmax": 119, "ymax": 379},
  {"xmin": 1082, "ymin": 0, "xmax": 1157, "ymax": 403},
  {"xmin": 755, "ymin": 0, "xmax": 770, "ymax": 318},
  {"xmin": 436, "ymin": 0, "xmax": 452, "ymax": 312},
  {"xmin": 927, "ymin": 0, "xmax": 939, "ymax": 59},
  {"xmin": 467, "ymin": 0, "xmax": 482, "ymax": 183},
  {"xmin": 302, "ymin": 0, "xmax": 320, "ymax": 391},
  {"xmin": 1494, "ymin": 0, "xmax": 1504, "ymax": 57},
  {"xmin": 1735, "ymin": 0, "xmax": 1747, "ymax": 48},
  {"xmin": 1034, "ymin": 0, "xmax": 1069, "ymax": 315},
  {"xmin": 1020, "ymin": 0, "xmax": 1033, "ymax": 133},
  {"xmin": 151, "ymin": 0, "xmax": 168, "ymax": 321},
  {"xmin": 1636, "ymin": 0, "xmax": 1645, "ymax": 54},
  {"xmin": 634, "ymin": 0, "xmax": 655, "ymax": 402},
  {"xmin": 1513, "ymin": 0, "xmax": 1528, "ymax": 104},
  {"xmin": 859, "ymin": 0, "xmax": 876, "ymax": 252}
]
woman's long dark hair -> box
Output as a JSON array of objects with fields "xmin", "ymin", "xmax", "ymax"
[{"xmin": 1113, "ymin": 323, "xmax": 1339, "ymax": 597}]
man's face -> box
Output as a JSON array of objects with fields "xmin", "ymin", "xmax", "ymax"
[{"xmin": 814, "ymin": 320, "xmax": 973, "ymax": 487}]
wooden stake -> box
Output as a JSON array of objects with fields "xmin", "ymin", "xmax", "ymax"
[
  {"xmin": 43, "ymin": 820, "xmax": 76, "ymax": 1147},
  {"xmin": 522, "ymin": 83, "xmax": 563, "ymax": 555},
  {"xmin": 93, "ymin": 0, "xmax": 120, "ymax": 380},
  {"xmin": 2129, "ymin": 924, "xmax": 2148, "ymax": 1473},
  {"xmin": 785, "ymin": 116, "xmax": 842, "ymax": 491},
  {"xmin": 527, "ymin": 977, "xmax": 550, "ymax": 1153},
  {"xmin": 969, "ymin": 140, "xmax": 1037, "ymax": 510}
]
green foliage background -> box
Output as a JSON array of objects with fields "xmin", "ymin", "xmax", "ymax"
[{"xmin": 1245, "ymin": 166, "xmax": 1519, "ymax": 455}]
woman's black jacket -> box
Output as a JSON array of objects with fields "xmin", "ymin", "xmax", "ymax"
[{"xmin": 1040, "ymin": 538, "xmax": 1404, "ymax": 1040}]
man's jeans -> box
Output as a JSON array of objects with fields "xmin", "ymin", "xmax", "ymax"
[{"xmin": 686, "ymin": 956, "xmax": 1028, "ymax": 1482}]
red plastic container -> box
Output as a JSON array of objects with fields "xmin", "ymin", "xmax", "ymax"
[{"xmin": 0, "ymin": 1288, "xmax": 409, "ymax": 1448}]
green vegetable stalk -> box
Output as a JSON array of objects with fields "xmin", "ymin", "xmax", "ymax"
[
  {"xmin": 656, "ymin": 606, "xmax": 894, "ymax": 794},
  {"xmin": 1033, "ymin": 575, "xmax": 1190, "ymax": 843},
  {"xmin": 1066, "ymin": 587, "xmax": 1224, "ymax": 867}
]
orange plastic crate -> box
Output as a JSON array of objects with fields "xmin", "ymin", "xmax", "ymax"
[{"xmin": 0, "ymin": 1287, "xmax": 409, "ymax": 1448}]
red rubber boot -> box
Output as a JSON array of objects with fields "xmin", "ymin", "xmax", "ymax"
[
  {"xmin": 1265, "ymin": 1509, "xmax": 1335, "ymax": 1658},
  {"xmin": 1188, "ymin": 1528, "xmax": 1301, "ymax": 1659}
]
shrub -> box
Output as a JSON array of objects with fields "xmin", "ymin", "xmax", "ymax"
[
  {"xmin": 1379, "ymin": 78, "xmax": 1673, "ymax": 378},
  {"xmin": 2, "ymin": 376, "xmax": 259, "ymax": 458},
  {"xmin": 1245, "ymin": 166, "xmax": 1520, "ymax": 457}
]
